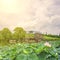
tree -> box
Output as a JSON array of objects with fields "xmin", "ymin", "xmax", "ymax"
[
  {"xmin": 1, "ymin": 28, "xmax": 12, "ymax": 42},
  {"xmin": 13, "ymin": 27, "xmax": 26, "ymax": 42},
  {"xmin": 0, "ymin": 31, "xmax": 4, "ymax": 43}
]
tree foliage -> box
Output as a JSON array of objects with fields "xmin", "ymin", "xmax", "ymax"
[
  {"xmin": 13, "ymin": 27, "xmax": 26, "ymax": 42},
  {"xmin": 1, "ymin": 28, "xmax": 12, "ymax": 42}
]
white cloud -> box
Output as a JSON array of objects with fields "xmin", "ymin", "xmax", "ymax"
[{"xmin": 0, "ymin": 0, "xmax": 60, "ymax": 34}]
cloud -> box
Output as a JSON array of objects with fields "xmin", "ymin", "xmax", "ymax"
[
  {"xmin": 28, "ymin": 0, "xmax": 60, "ymax": 34},
  {"xmin": 0, "ymin": 0, "xmax": 60, "ymax": 34}
]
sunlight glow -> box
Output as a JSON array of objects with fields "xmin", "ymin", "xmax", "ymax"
[{"xmin": 0, "ymin": 0, "xmax": 27, "ymax": 13}]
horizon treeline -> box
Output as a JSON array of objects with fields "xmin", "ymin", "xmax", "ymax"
[
  {"xmin": 0, "ymin": 27, "xmax": 60, "ymax": 44},
  {"xmin": 0, "ymin": 27, "xmax": 27, "ymax": 43}
]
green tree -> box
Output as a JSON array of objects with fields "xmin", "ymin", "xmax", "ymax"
[
  {"xmin": 13, "ymin": 27, "xmax": 26, "ymax": 42},
  {"xmin": 0, "ymin": 31, "xmax": 4, "ymax": 44},
  {"xmin": 1, "ymin": 28, "xmax": 12, "ymax": 42}
]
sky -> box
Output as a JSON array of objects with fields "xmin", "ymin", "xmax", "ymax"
[{"xmin": 0, "ymin": 0, "xmax": 60, "ymax": 34}]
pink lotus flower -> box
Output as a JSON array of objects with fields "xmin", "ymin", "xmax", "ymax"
[{"xmin": 44, "ymin": 42, "xmax": 51, "ymax": 47}]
